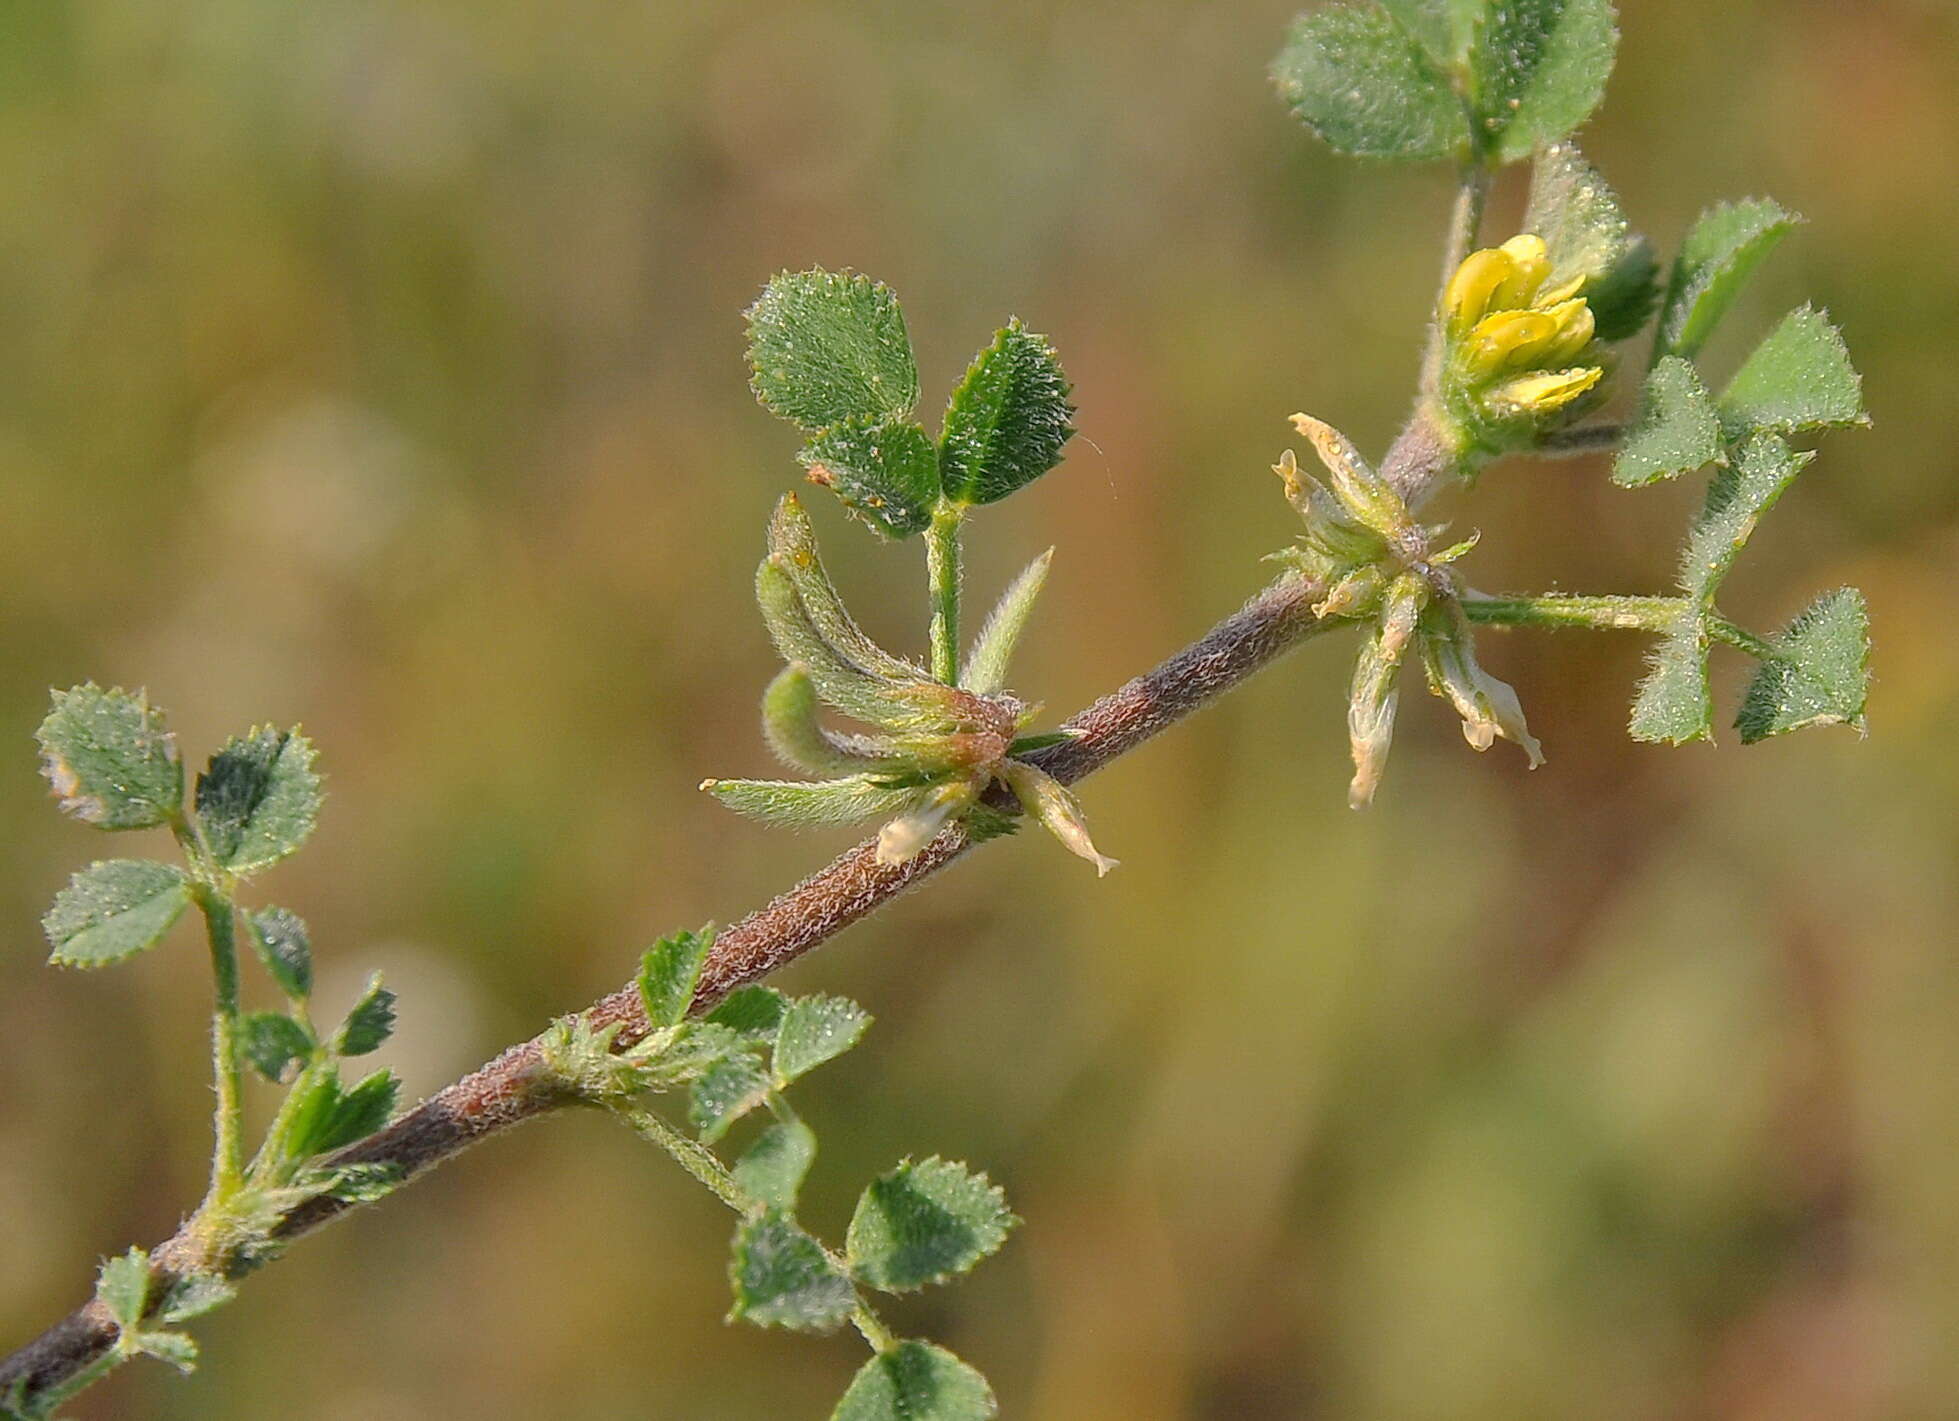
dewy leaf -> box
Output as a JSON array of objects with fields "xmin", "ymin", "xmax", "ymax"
[
  {"xmin": 1271, "ymin": 4, "xmax": 1466, "ymax": 161},
  {"xmin": 1657, "ymin": 198, "xmax": 1801, "ymax": 359},
  {"xmin": 746, "ymin": 269, "xmax": 920, "ymax": 432},
  {"xmin": 1679, "ymin": 432, "xmax": 1813, "ymax": 604},
  {"xmin": 286, "ymin": 1068, "xmax": 400, "ymax": 1159},
  {"xmin": 774, "ymin": 995, "xmax": 872, "ymax": 1087},
  {"xmin": 97, "ymin": 1247, "xmax": 152, "ymax": 1332},
  {"xmin": 1719, "ymin": 306, "xmax": 1867, "ymax": 436},
  {"xmin": 43, "ymin": 860, "xmax": 192, "ymax": 968},
  {"xmin": 1629, "ymin": 623, "xmax": 1712, "ymax": 745},
  {"xmin": 845, "ymin": 1157, "xmax": 1017, "ymax": 1293},
  {"xmin": 938, "ymin": 321, "xmax": 1075, "ymax": 507},
  {"xmin": 1473, "ymin": 0, "xmax": 1619, "ymax": 165},
  {"xmin": 1737, "ymin": 588, "xmax": 1870, "ymax": 743},
  {"xmin": 831, "ymin": 1340, "xmax": 998, "ymax": 1421},
  {"xmin": 334, "ymin": 973, "xmax": 397, "ymax": 1056},
  {"xmin": 960, "ymin": 548, "xmax": 1053, "ymax": 696},
  {"xmin": 733, "ymin": 1120, "xmax": 818, "ymax": 1213},
  {"xmin": 193, "ymin": 727, "xmax": 322, "ymax": 874},
  {"xmin": 638, "ymin": 927, "xmax": 715, "ymax": 1030},
  {"xmin": 1613, "ymin": 357, "xmax": 1723, "ymax": 487},
  {"xmin": 241, "ymin": 1011, "xmax": 313, "ymax": 1082},
  {"xmin": 1377, "ymin": 0, "xmax": 1477, "ymax": 65},
  {"xmin": 706, "ymin": 985, "xmax": 789, "ymax": 1041},
  {"xmin": 727, "ymin": 1211, "xmax": 857, "ymax": 1333},
  {"xmin": 799, "ymin": 417, "xmax": 940, "ymax": 539},
  {"xmin": 248, "ymin": 906, "xmax": 313, "ymax": 1000},
  {"xmin": 131, "ymin": 1330, "xmax": 198, "ymax": 1373},
  {"xmin": 703, "ymin": 775, "xmax": 923, "ymax": 829},
  {"xmin": 691, "ymin": 1052, "xmax": 772, "ymax": 1144},
  {"xmin": 1522, "ymin": 143, "xmax": 1657, "ymax": 341},
  {"xmin": 36, "ymin": 685, "xmax": 182, "ymax": 830}
]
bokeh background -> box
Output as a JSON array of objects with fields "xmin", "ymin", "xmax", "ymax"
[{"xmin": 2, "ymin": 1, "xmax": 1956, "ymax": 1417}]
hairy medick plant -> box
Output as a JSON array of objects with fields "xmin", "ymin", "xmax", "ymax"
[{"xmin": 3, "ymin": 5, "xmax": 1874, "ymax": 1418}]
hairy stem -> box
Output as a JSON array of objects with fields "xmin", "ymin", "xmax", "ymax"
[
  {"xmin": 926, "ymin": 503, "xmax": 964, "ymax": 685},
  {"xmin": 194, "ymin": 889, "xmax": 247, "ymax": 1205},
  {"xmin": 1421, "ymin": 162, "xmax": 1490, "ymax": 397},
  {"xmin": 1464, "ymin": 593, "xmax": 1686, "ymax": 633}
]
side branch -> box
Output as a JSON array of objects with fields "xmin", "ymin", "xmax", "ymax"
[{"xmin": 1, "ymin": 570, "xmax": 1331, "ymax": 1405}]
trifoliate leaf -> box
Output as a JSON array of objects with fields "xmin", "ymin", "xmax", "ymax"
[
  {"xmin": 690, "ymin": 1053, "xmax": 772, "ymax": 1144},
  {"xmin": 846, "ymin": 1157, "xmax": 1017, "ymax": 1293},
  {"xmin": 703, "ymin": 774, "xmax": 922, "ymax": 829},
  {"xmin": 706, "ymin": 985, "xmax": 789, "ymax": 1042},
  {"xmin": 159, "ymin": 1274, "xmax": 236, "ymax": 1325},
  {"xmin": 1522, "ymin": 143, "xmax": 1656, "ymax": 341},
  {"xmin": 1628, "ymin": 623, "xmax": 1712, "ymax": 745},
  {"xmin": 961, "ymin": 549, "xmax": 1053, "ymax": 696},
  {"xmin": 1271, "ymin": 4, "xmax": 1465, "ymax": 161},
  {"xmin": 248, "ymin": 906, "xmax": 313, "ymax": 1000},
  {"xmin": 1658, "ymin": 198, "xmax": 1801, "ymax": 359},
  {"xmin": 831, "ymin": 1341, "xmax": 998, "ymax": 1421},
  {"xmin": 132, "ymin": 1330, "xmax": 198, "ymax": 1373},
  {"xmin": 747, "ymin": 270, "xmax": 920, "ymax": 432},
  {"xmin": 1473, "ymin": 0, "xmax": 1619, "ymax": 165},
  {"xmin": 284, "ymin": 1068, "xmax": 400, "ymax": 1160},
  {"xmin": 733, "ymin": 1120, "xmax": 817, "ymax": 1213},
  {"xmin": 334, "ymin": 973, "xmax": 396, "ymax": 1057},
  {"xmin": 1737, "ymin": 588, "xmax": 1870, "ymax": 743},
  {"xmin": 728, "ymin": 1211, "xmax": 856, "ymax": 1333},
  {"xmin": 1679, "ymin": 433, "xmax": 1812, "ymax": 603},
  {"xmin": 799, "ymin": 417, "xmax": 940, "ymax": 539},
  {"xmin": 43, "ymin": 860, "xmax": 192, "ymax": 968},
  {"xmin": 1719, "ymin": 306, "xmax": 1867, "ymax": 437},
  {"xmin": 96, "ymin": 1247, "xmax": 152, "ymax": 1331},
  {"xmin": 638, "ymin": 928, "xmax": 715, "ymax": 1030},
  {"xmin": 193, "ymin": 727, "xmax": 321, "ymax": 874},
  {"xmin": 774, "ymin": 995, "xmax": 872, "ymax": 1088},
  {"xmin": 938, "ymin": 321, "xmax": 1074, "ymax": 507},
  {"xmin": 36, "ymin": 685, "xmax": 182, "ymax": 830},
  {"xmin": 241, "ymin": 1011, "xmax": 313, "ymax": 1082},
  {"xmin": 1614, "ymin": 357, "xmax": 1722, "ymax": 486}
]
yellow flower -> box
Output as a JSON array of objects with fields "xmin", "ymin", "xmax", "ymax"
[{"xmin": 1440, "ymin": 232, "xmax": 1608, "ymax": 438}]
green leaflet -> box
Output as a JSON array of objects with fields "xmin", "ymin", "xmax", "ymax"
[
  {"xmin": 762, "ymin": 667, "xmax": 902, "ymax": 778},
  {"xmin": 1628, "ymin": 622, "xmax": 1712, "ymax": 745},
  {"xmin": 241, "ymin": 1011, "xmax": 313, "ymax": 1082},
  {"xmin": 1736, "ymin": 589, "xmax": 1871, "ymax": 743},
  {"xmin": 799, "ymin": 417, "xmax": 940, "ymax": 539},
  {"xmin": 193, "ymin": 727, "xmax": 322, "ymax": 874},
  {"xmin": 727, "ymin": 1211, "xmax": 856, "ymax": 1332},
  {"xmin": 766, "ymin": 496, "xmax": 923, "ymax": 683},
  {"xmin": 36, "ymin": 685, "xmax": 183, "ymax": 831},
  {"xmin": 702, "ymin": 775, "xmax": 924, "ymax": 829},
  {"xmin": 831, "ymin": 1341, "xmax": 997, "ymax": 1421},
  {"xmin": 638, "ymin": 927, "xmax": 715, "ymax": 1030},
  {"xmin": 43, "ymin": 860, "xmax": 192, "ymax": 968},
  {"xmin": 690, "ymin": 1052, "xmax": 772, "ymax": 1143},
  {"xmin": 1522, "ymin": 143, "xmax": 1657, "ymax": 341},
  {"xmin": 773, "ymin": 995, "xmax": 872, "ymax": 1088},
  {"xmin": 1658, "ymin": 197, "xmax": 1801, "ymax": 358},
  {"xmin": 845, "ymin": 1157, "xmax": 1017, "ymax": 1293},
  {"xmin": 1719, "ymin": 306, "xmax": 1867, "ymax": 437},
  {"xmin": 97, "ymin": 1247, "xmax": 152, "ymax": 1332},
  {"xmin": 733, "ymin": 1120, "xmax": 818, "ymax": 1214},
  {"xmin": 1272, "ymin": 4, "xmax": 1465, "ymax": 161},
  {"xmin": 1679, "ymin": 433, "xmax": 1812, "ymax": 604},
  {"xmin": 334, "ymin": 973, "xmax": 397, "ymax": 1056},
  {"xmin": 961, "ymin": 549, "xmax": 1053, "ymax": 696},
  {"xmin": 248, "ymin": 906, "xmax": 313, "ymax": 1000},
  {"xmin": 282, "ymin": 1068, "xmax": 399, "ymax": 1160},
  {"xmin": 706, "ymin": 985, "xmax": 789, "ymax": 1041},
  {"xmin": 1471, "ymin": 0, "xmax": 1619, "ymax": 165},
  {"xmin": 1613, "ymin": 357, "xmax": 1722, "ymax": 487},
  {"xmin": 1378, "ymin": 0, "xmax": 1480, "ymax": 64},
  {"xmin": 754, "ymin": 561, "xmax": 925, "ymax": 729},
  {"xmin": 938, "ymin": 321, "xmax": 1075, "ymax": 507},
  {"xmin": 746, "ymin": 270, "xmax": 920, "ymax": 432}
]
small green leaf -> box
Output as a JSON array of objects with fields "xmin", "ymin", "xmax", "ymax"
[
  {"xmin": 43, "ymin": 860, "xmax": 192, "ymax": 969},
  {"xmin": 753, "ymin": 560, "xmax": 925, "ymax": 729},
  {"xmin": 1473, "ymin": 0, "xmax": 1619, "ymax": 165},
  {"xmin": 800, "ymin": 418, "xmax": 940, "ymax": 539},
  {"xmin": 96, "ymin": 1247, "xmax": 151, "ymax": 1332},
  {"xmin": 733, "ymin": 1120, "xmax": 818, "ymax": 1213},
  {"xmin": 315, "ymin": 1161, "xmax": 406, "ymax": 1203},
  {"xmin": 1719, "ymin": 306, "xmax": 1867, "ymax": 437},
  {"xmin": 334, "ymin": 973, "xmax": 396, "ymax": 1056},
  {"xmin": 938, "ymin": 321, "xmax": 1075, "ymax": 507},
  {"xmin": 159, "ymin": 1274, "xmax": 236, "ymax": 1325},
  {"xmin": 1737, "ymin": 589, "xmax": 1870, "ymax": 743},
  {"xmin": 746, "ymin": 269, "xmax": 920, "ymax": 432},
  {"xmin": 638, "ymin": 928, "xmax": 715, "ymax": 1030},
  {"xmin": 285, "ymin": 1068, "xmax": 399, "ymax": 1160},
  {"xmin": 691, "ymin": 1053, "xmax": 772, "ymax": 1144},
  {"xmin": 1271, "ymin": 5, "xmax": 1465, "ymax": 161},
  {"xmin": 774, "ymin": 995, "xmax": 872, "ymax": 1087},
  {"xmin": 1522, "ymin": 143, "xmax": 1656, "ymax": 341},
  {"xmin": 703, "ymin": 775, "xmax": 923, "ymax": 829},
  {"xmin": 831, "ymin": 1340, "xmax": 998, "ymax": 1421},
  {"xmin": 1679, "ymin": 432, "xmax": 1812, "ymax": 603},
  {"xmin": 1613, "ymin": 357, "xmax": 1722, "ymax": 487},
  {"xmin": 36, "ymin": 685, "xmax": 182, "ymax": 830},
  {"xmin": 707, "ymin": 985, "xmax": 789, "ymax": 1041},
  {"xmin": 1629, "ymin": 624, "xmax": 1712, "ymax": 745},
  {"xmin": 1377, "ymin": 0, "xmax": 1477, "ymax": 65},
  {"xmin": 241, "ymin": 1011, "xmax": 313, "ymax": 1082},
  {"xmin": 766, "ymin": 496, "xmax": 924, "ymax": 683},
  {"xmin": 762, "ymin": 666, "xmax": 900, "ymax": 778},
  {"xmin": 247, "ymin": 906, "xmax": 313, "ymax": 999},
  {"xmin": 193, "ymin": 727, "xmax": 321, "ymax": 874},
  {"xmin": 1658, "ymin": 198, "xmax": 1801, "ymax": 359},
  {"xmin": 633, "ymin": 1021, "xmax": 752, "ymax": 1089},
  {"xmin": 961, "ymin": 549, "xmax": 1053, "ymax": 695},
  {"xmin": 728, "ymin": 1211, "xmax": 856, "ymax": 1332},
  {"xmin": 132, "ymin": 1330, "xmax": 198, "ymax": 1373},
  {"xmin": 846, "ymin": 1157, "xmax": 1017, "ymax": 1293}
]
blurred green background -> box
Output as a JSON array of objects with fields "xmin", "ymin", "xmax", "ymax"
[{"xmin": 2, "ymin": 1, "xmax": 1956, "ymax": 1416}]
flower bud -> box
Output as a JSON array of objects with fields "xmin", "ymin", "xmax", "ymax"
[
  {"xmin": 1495, "ymin": 235, "xmax": 1551, "ymax": 307},
  {"xmin": 1483, "ymin": 366, "xmax": 1604, "ymax": 419},
  {"xmin": 1462, "ymin": 311, "xmax": 1559, "ymax": 379}
]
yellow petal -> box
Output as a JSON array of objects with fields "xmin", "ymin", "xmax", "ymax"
[
  {"xmin": 1462, "ymin": 311, "xmax": 1558, "ymax": 378},
  {"xmin": 1443, "ymin": 248, "xmax": 1516, "ymax": 333},
  {"xmin": 1484, "ymin": 366, "xmax": 1605, "ymax": 417},
  {"xmin": 1495, "ymin": 234, "xmax": 1551, "ymax": 307},
  {"xmin": 1537, "ymin": 298, "xmax": 1597, "ymax": 365}
]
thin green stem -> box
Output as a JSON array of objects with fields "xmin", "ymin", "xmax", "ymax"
[
  {"xmin": 926, "ymin": 503, "xmax": 964, "ymax": 685},
  {"xmin": 1708, "ymin": 615, "xmax": 1784, "ymax": 661},
  {"xmin": 851, "ymin": 1302, "xmax": 897, "ymax": 1355},
  {"xmin": 194, "ymin": 890, "xmax": 248, "ymax": 1204},
  {"xmin": 614, "ymin": 1105, "xmax": 748, "ymax": 1213},
  {"xmin": 1422, "ymin": 162, "xmax": 1491, "ymax": 396},
  {"xmin": 1463, "ymin": 594, "xmax": 1688, "ymax": 633}
]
